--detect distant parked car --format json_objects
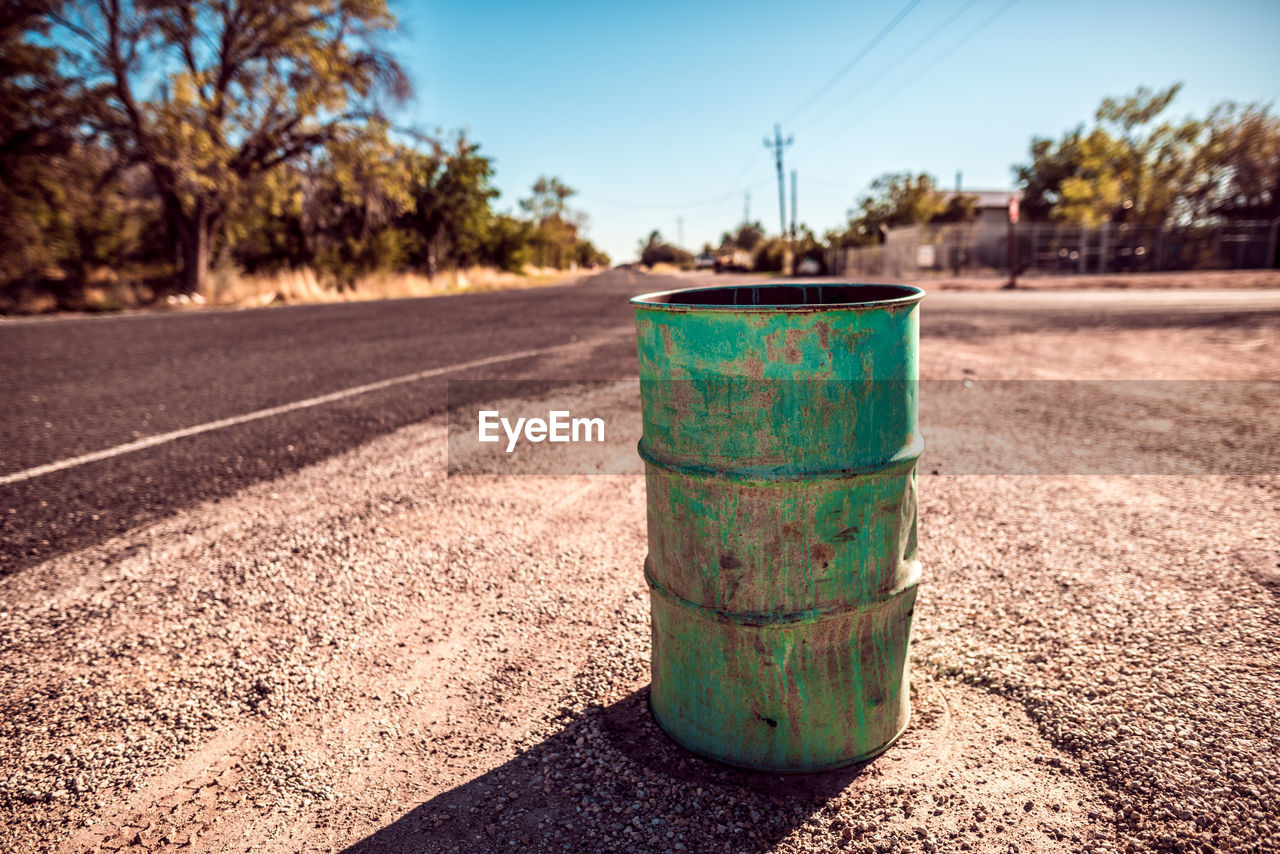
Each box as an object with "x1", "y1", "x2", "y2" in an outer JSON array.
[
  {"x1": 796, "y1": 256, "x2": 821, "y2": 275},
  {"x1": 694, "y1": 253, "x2": 715, "y2": 270}
]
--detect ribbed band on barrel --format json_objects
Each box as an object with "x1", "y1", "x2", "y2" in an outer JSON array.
[
  {"x1": 644, "y1": 557, "x2": 922, "y2": 628},
  {"x1": 635, "y1": 433, "x2": 925, "y2": 482}
]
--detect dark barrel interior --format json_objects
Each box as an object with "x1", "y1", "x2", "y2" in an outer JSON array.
[{"x1": 633, "y1": 284, "x2": 923, "y2": 308}]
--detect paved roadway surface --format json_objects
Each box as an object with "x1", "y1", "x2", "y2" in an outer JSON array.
[{"x1": 3, "y1": 269, "x2": 1279, "y2": 574}]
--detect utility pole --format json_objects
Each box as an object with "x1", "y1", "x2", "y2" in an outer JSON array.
[
  {"x1": 677, "y1": 216, "x2": 684, "y2": 249},
  {"x1": 763, "y1": 123, "x2": 793, "y2": 238},
  {"x1": 743, "y1": 190, "x2": 750, "y2": 227},
  {"x1": 790, "y1": 169, "x2": 798, "y2": 275},
  {"x1": 790, "y1": 169, "x2": 797, "y2": 242}
]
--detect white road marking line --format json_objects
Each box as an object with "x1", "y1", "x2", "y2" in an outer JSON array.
[{"x1": 2, "y1": 331, "x2": 628, "y2": 486}]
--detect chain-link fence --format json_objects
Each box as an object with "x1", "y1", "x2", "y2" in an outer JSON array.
[{"x1": 827, "y1": 219, "x2": 1280, "y2": 278}]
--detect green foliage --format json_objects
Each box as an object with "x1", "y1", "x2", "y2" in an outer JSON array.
[
  {"x1": 1188, "y1": 101, "x2": 1280, "y2": 221},
  {"x1": 308, "y1": 125, "x2": 418, "y2": 286},
  {"x1": 222, "y1": 139, "x2": 607, "y2": 283},
  {"x1": 515, "y1": 176, "x2": 605, "y2": 270},
  {"x1": 401, "y1": 133, "x2": 499, "y2": 274},
  {"x1": 46, "y1": 0, "x2": 410, "y2": 292},
  {"x1": 862, "y1": 173, "x2": 946, "y2": 230},
  {"x1": 793, "y1": 225, "x2": 823, "y2": 263},
  {"x1": 2, "y1": 0, "x2": 607, "y2": 304},
  {"x1": 226, "y1": 164, "x2": 309, "y2": 274},
  {"x1": 751, "y1": 226, "x2": 822, "y2": 272},
  {"x1": 520, "y1": 177, "x2": 577, "y2": 223},
  {"x1": 484, "y1": 213, "x2": 537, "y2": 273},
  {"x1": 752, "y1": 237, "x2": 789, "y2": 272},
  {"x1": 1054, "y1": 127, "x2": 1128, "y2": 227},
  {"x1": 0, "y1": 0, "x2": 79, "y2": 290},
  {"x1": 572, "y1": 239, "x2": 611, "y2": 269},
  {"x1": 733, "y1": 222, "x2": 765, "y2": 252},
  {"x1": 931, "y1": 193, "x2": 978, "y2": 225},
  {"x1": 638, "y1": 230, "x2": 694, "y2": 269},
  {"x1": 1, "y1": 0, "x2": 165, "y2": 309},
  {"x1": 1013, "y1": 128, "x2": 1084, "y2": 221},
  {"x1": 0, "y1": 1, "x2": 604, "y2": 307},
  {"x1": 825, "y1": 173, "x2": 965, "y2": 248},
  {"x1": 1013, "y1": 83, "x2": 1278, "y2": 227}
]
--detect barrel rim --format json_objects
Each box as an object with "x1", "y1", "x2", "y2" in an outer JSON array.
[{"x1": 630, "y1": 283, "x2": 925, "y2": 312}]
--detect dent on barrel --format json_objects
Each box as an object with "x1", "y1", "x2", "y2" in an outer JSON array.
[
  {"x1": 635, "y1": 284, "x2": 923, "y2": 772},
  {"x1": 645, "y1": 470, "x2": 918, "y2": 615}
]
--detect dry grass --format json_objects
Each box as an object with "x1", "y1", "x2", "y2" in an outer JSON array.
[
  {"x1": 2, "y1": 265, "x2": 585, "y2": 315},
  {"x1": 203, "y1": 265, "x2": 586, "y2": 309}
]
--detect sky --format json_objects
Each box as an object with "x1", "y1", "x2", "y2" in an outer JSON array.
[{"x1": 390, "y1": 0, "x2": 1280, "y2": 264}]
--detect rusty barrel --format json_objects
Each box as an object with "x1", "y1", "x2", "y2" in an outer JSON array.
[{"x1": 631, "y1": 283, "x2": 924, "y2": 772}]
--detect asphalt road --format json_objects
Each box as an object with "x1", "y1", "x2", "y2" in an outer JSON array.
[{"x1": 3, "y1": 269, "x2": 1279, "y2": 574}]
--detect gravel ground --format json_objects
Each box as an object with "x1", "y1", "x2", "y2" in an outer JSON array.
[{"x1": 1, "y1": 313, "x2": 1277, "y2": 853}]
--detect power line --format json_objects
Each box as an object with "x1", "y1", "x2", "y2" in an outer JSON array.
[
  {"x1": 853, "y1": 0, "x2": 1023, "y2": 132},
  {"x1": 584, "y1": 196, "x2": 749, "y2": 223},
  {"x1": 795, "y1": 0, "x2": 985, "y2": 136},
  {"x1": 783, "y1": 0, "x2": 927, "y2": 124},
  {"x1": 577, "y1": 145, "x2": 769, "y2": 213},
  {"x1": 798, "y1": 176, "x2": 860, "y2": 192},
  {"x1": 721, "y1": 150, "x2": 764, "y2": 197},
  {"x1": 579, "y1": 177, "x2": 772, "y2": 212},
  {"x1": 802, "y1": 0, "x2": 1022, "y2": 163}
]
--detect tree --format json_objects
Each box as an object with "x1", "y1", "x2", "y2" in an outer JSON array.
[
  {"x1": 407, "y1": 133, "x2": 499, "y2": 274},
  {"x1": 60, "y1": 143, "x2": 161, "y2": 294},
  {"x1": 756, "y1": 225, "x2": 823, "y2": 272},
  {"x1": 1054, "y1": 127, "x2": 1128, "y2": 227},
  {"x1": 733, "y1": 222, "x2": 765, "y2": 252},
  {"x1": 861, "y1": 172, "x2": 946, "y2": 230},
  {"x1": 931, "y1": 192, "x2": 978, "y2": 224},
  {"x1": 638, "y1": 230, "x2": 693, "y2": 269},
  {"x1": 826, "y1": 172, "x2": 946, "y2": 247},
  {"x1": 1094, "y1": 83, "x2": 1201, "y2": 224},
  {"x1": 1016, "y1": 84, "x2": 1203, "y2": 226},
  {"x1": 226, "y1": 158, "x2": 310, "y2": 274},
  {"x1": 47, "y1": 0, "x2": 409, "y2": 294},
  {"x1": 486, "y1": 214, "x2": 533, "y2": 273},
  {"x1": 0, "y1": 0, "x2": 80, "y2": 288},
  {"x1": 1013, "y1": 128, "x2": 1084, "y2": 221},
  {"x1": 1187, "y1": 101, "x2": 1280, "y2": 222},
  {"x1": 519, "y1": 176, "x2": 577, "y2": 223},
  {"x1": 519, "y1": 176, "x2": 597, "y2": 270},
  {"x1": 305, "y1": 122, "x2": 416, "y2": 287}
]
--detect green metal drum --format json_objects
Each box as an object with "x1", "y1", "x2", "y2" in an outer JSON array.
[{"x1": 631, "y1": 283, "x2": 924, "y2": 772}]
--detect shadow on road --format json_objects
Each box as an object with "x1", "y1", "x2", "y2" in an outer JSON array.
[{"x1": 339, "y1": 686, "x2": 880, "y2": 854}]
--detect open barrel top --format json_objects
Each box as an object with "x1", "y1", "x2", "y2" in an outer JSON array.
[{"x1": 631, "y1": 283, "x2": 925, "y2": 311}]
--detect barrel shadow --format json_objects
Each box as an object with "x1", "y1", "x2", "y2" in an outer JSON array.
[{"x1": 339, "y1": 686, "x2": 879, "y2": 854}]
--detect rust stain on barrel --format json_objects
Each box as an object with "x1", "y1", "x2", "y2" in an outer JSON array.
[{"x1": 632, "y1": 283, "x2": 925, "y2": 773}]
